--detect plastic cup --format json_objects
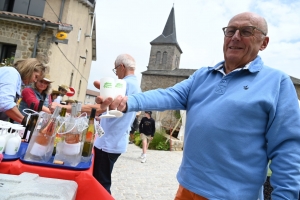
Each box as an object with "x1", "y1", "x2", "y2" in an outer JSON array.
[
  {"x1": 114, "y1": 79, "x2": 126, "y2": 98},
  {"x1": 100, "y1": 77, "x2": 115, "y2": 100}
]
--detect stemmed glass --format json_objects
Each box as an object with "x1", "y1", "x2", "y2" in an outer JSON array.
[
  {"x1": 100, "y1": 77, "x2": 117, "y2": 119},
  {"x1": 109, "y1": 79, "x2": 126, "y2": 118}
]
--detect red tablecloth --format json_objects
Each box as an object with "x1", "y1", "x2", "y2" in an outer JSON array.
[{"x1": 0, "y1": 158, "x2": 114, "y2": 200}]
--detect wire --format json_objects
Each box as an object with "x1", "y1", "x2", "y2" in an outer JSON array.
[
  {"x1": 56, "y1": 44, "x2": 88, "y2": 83},
  {"x1": 45, "y1": 0, "x2": 63, "y2": 25}
]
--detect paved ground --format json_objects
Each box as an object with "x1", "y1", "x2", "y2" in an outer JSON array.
[{"x1": 111, "y1": 143, "x2": 183, "y2": 200}]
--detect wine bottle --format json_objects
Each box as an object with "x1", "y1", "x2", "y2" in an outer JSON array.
[
  {"x1": 29, "y1": 106, "x2": 61, "y2": 156},
  {"x1": 52, "y1": 107, "x2": 67, "y2": 155},
  {"x1": 64, "y1": 104, "x2": 80, "y2": 144},
  {"x1": 27, "y1": 100, "x2": 44, "y2": 143},
  {"x1": 22, "y1": 102, "x2": 35, "y2": 142},
  {"x1": 76, "y1": 102, "x2": 82, "y2": 117},
  {"x1": 82, "y1": 108, "x2": 96, "y2": 160}
]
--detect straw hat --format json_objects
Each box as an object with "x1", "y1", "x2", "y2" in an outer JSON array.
[
  {"x1": 51, "y1": 89, "x2": 60, "y2": 95},
  {"x1": 65, "y1": 99, "x2": 75, "y2": 103},
  {"x1": 58, "y1": 84, "x2": 69, "y2": 91},
  {"x1": 43, "y1": 74, "x2": 54, "y2": 83}
]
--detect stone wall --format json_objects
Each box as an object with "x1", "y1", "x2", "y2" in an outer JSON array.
[
  {"x1": 0, "y1": 20, "x2": 54, "y2": 61},
  {"x1": 148, "y1": 45, "x2": 181, "y2": 70},
  {"x1": 140, "y1": 74, "x2": 186, "y2": 138},
  {"x1": 141, "y1": 74, "x2": 187, "y2": 92}
]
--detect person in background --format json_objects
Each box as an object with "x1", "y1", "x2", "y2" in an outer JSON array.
[
  {"x1": 50, "y1": 90, "x2": 60, "y2": 102},
  {"x1": 18, "y1": 74, "x2": 53, "y2": 115},
  {"x1": 128, "y1": 112, "x2": 140, "y2": 144},
  {"x1": 65, "y1": 99, "x2": 75, "y2": 105},
  {"x1": 53, "y1": 84, "x2": 68, "y2": 103},
  {"x1": 92, "y1": 54, "x2": 141, "y2": 194},
  {"x1": 138, "y1": 111, "x2": 155, "y2": 163},
  {"x1": 95, "y1": 12, "x2": 300, "y2": 199},
  {"x1": 0, "y1": 58, "x2": 46, "y2": 123}
]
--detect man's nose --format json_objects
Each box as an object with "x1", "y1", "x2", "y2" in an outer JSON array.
[{"x1": 231, "y1": 29, "x2": 241, "y2": 40}]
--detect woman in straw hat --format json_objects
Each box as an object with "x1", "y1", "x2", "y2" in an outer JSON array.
[
  {"x1": 0, "y1": 58, "x2": 47, "y2": 123},
  {"x1": 18, "y1": 74, "x2": 53, "y2": 115}
]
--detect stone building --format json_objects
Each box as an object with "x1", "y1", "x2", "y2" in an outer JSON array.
[
  {"x1": 85, "y1": 89, "x2": 98, "y2": 105},
  {"x1": 141, "y1": 7, "x2": 300, "y2": 137},
  {"x1": 0, "y1": 0, "x2": 96, "y2": 102}
]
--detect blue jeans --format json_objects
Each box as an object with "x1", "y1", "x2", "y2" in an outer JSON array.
[{"x1": 93, "y1": 147, "x2": 121, "y2": 194}]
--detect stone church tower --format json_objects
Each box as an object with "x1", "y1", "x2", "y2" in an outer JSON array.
[
  {"x1": 148, "y1": 7, "x2": 182, "y2": 71},
  {"x1": 141, "y1": 7, "x2": 196, "y2": 92}
]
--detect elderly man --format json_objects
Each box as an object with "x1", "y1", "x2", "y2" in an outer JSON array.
[
  {"x1": 95, "y1": 12, "x2": 300, "y2": 199},
  {"x1": 93, "y1": 54, "x2": 141, "y2": 194}
]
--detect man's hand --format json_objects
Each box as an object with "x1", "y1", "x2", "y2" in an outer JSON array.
[
  {"x1": 93, "y1": 80, "x2": 128, "y2": 112},
  {"x1": 49, "y1": 102, "x2": 61, "y2": 113}
]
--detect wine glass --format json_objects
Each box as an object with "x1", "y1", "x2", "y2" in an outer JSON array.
[
  {"x1": 100, "y1": 77, "x2": 116, "y2": 119},
  {"x1": 109, "y1": 79, "x2": 126, "y2": 118}
]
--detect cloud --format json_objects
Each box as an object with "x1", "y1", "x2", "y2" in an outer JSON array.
[{"x1": 88, "y1": 0, "x2": 300, "y2": 90}]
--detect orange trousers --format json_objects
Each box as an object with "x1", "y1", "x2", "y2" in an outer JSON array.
[{"x1": 175, "y1": 185, "x2": 208, "y2": 200}]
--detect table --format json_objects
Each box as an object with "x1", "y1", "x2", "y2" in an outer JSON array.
[{"x1": 0, "y1": 158, "x2": 114, "y2": 200}]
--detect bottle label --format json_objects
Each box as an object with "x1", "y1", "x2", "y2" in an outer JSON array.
[{"x1": 25, "y1": 130, "x2": 31, "y2": 142}]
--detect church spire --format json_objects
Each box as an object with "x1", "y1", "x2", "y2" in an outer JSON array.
[{"x1": 150, "y1": 7, "x2": 182, "y2": 53}]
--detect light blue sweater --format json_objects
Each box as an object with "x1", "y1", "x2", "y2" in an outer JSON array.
[
  {"x1": 94, "y1": 75, "x2": 141, "y2": 154},
  {"x1": 127, "y1": 56, "x2": 300, "y2": 199}
]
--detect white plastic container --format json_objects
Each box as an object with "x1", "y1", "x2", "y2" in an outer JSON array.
[{"x1": 5, "y1": 126, "x2": 24, "y2": 155}]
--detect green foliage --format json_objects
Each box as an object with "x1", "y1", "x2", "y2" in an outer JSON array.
[
  {"x1": 0, "y1": 57, "x2": 14, "y2": 67},
  {"x1": 132, "y1": 130, "x2": 170, "y2": 151},
  {"x1": 174, "y1": 110, "x2": 181, "y2": 120},
  {"x1": 156, "y1": 141, "x2": 170, "y2": 151}
]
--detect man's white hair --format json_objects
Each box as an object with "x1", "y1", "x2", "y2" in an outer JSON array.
[{"x1": 115, "y1": 54, "x2": 136, "y2": 70}]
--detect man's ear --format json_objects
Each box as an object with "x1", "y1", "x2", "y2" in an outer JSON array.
[{"x1": 260, "y1": 36, "x2": 269, "y2": 51}]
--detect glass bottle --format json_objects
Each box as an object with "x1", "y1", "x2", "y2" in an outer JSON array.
[
  {"x1": 64, "y1": 104, "x2": 80, "y2": 144},
  {"x1": 52, "y1": 107, "x2": 67, "y2": 155},
  {"x1": 27, "y1": 100, "x2": 44, "y2": 143},
  {"x1": 81, "y1": 108, "x2": 96, "y2": 161},
  {"x1": 29, "y1": 106, "x2": 61, "y2": 157},
  {"x1": 22, "y1": 102, "x2": 35, "y2": 142},
  {"x1": 76, "y1": 102, "x2": 82, "y2": 117}
]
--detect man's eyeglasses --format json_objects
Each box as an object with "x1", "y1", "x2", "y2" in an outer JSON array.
[
  {"x1": 222, "y1": 26, "x2": 266, "y2": 37},
  {"x1": 112, "y1": 65, "x2": 121, "y2": 74}
]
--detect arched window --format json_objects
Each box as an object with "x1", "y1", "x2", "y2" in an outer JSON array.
[
  {"x1": 155, "y1": 51, "x2": 161, "y2": 65},
  {"x1": 162, "y1": 51, "x2": 167, "y2": 64}
]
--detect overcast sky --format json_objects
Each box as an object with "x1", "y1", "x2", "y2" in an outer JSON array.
[{"x1": 87, "y1": 0, "x2": 300, "y2": 91}]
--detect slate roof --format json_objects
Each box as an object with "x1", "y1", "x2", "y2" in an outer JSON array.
[
  {"x1": 290, "y1": 76, "x2": 300, "y2": 85},
  {"x1": 86, "y1": 89, "x2": 99, "y2": 97},
  {"x1": 150, "y1": 7, "x2": 182, "y2": 53},
  {"x1": 0, "y1": 11, "x2": 72, "y2": 29}
]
